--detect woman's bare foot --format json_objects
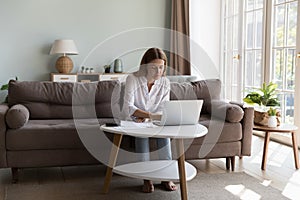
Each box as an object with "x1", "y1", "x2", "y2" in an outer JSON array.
[
  {"x1": 142, "y1": 180, "x2": 154, "y2": 193},
  {"x1": 161, "y1": 181, "x2": 177, "y2": 191}
]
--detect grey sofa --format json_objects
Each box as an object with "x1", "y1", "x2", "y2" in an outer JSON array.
[{"x1": 0, "y1": 79, "x2": 254, "y2": 182}]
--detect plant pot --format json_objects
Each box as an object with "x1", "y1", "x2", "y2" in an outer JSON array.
[
  {"x1": 254, "y1": 110, "x2": 281, "y2": 126},
  {"x1": 254, "y1": 110, "x2": 269, "y2": 126},
  {"x1": 268, "y1": 116, "x2": 277, "y2": 128}
]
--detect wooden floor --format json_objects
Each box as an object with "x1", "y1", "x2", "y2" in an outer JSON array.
[
  {"x1": 189, "y1": 135, "x2": 300, "y2": 199},
  {"x1": 0, "y1": 135, "x2": 299, "y2": 199}
]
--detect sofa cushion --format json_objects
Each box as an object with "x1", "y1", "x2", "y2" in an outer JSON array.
[
  {"x1": 185, "y1": 141, "x2": 241, "y2": 159},
  {"x1": 6, "y1": 118, "x2": 114, "y2": 151},
  {"x1": 192, "y1": 79, "x2": 221, "y2": 113},
  {"x1": 170, "y1": 79, "x2": 221, "y2": 114},
  {"x1": 6, "y1": 104, "x2": 30, "y2": 129},
  {"x1": 170, "y1": 82, "x2": 197, "y2": 100},
  {"x1": 191, "y1": 116, "x2": 243, "y2": 144},
  {"x1": 167, "y1": 75, "x2": 197, "y2": 83},
  {"x1": 8, "y1": 80, "x2": 121, "y2": 119}
]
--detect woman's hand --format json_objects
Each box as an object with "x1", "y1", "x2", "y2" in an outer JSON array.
[
  {"x1": 149, "y1": 113, "x2": 162, "y2": 121},
  {"x1": 131, "y1": 110, "x2": 161, "y2": 122},
  {"x1": 133, "y1": 117, "x2": 146, "y2": 123}
]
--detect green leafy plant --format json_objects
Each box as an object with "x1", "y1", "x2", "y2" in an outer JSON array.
[
  {"x1": 267, "y1": 107, "x2": 277, "y2": 116},
  {"x1": 0, "y1": 77, "x2": 18, "y2": 103},
  {"x1": 243, "y1": 82, "x2": 280, "y2": 107}
]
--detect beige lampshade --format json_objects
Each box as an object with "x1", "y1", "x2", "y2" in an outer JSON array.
[{"x1": 50, "y1": 40, "x2": 79, "y2": 73}]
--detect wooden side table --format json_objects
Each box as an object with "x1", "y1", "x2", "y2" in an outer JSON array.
[{"x1": 253, "y1": 124, "x2": 299, "y2": 170}]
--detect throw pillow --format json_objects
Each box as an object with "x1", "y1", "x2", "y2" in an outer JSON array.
[
  {"x1": 211, "y1": 101, "x2": 244, "y2": 123},
  {"x1": 6, "y1": 104, "x2": 30, "y2": 129}
]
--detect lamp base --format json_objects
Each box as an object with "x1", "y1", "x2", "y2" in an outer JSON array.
[{"x1": 55, "y1": 56, "x2": 73, "y2": 73}]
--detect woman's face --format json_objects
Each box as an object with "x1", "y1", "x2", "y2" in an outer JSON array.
[{"x1": 146, "y1": 59, "x2": 165, "y2": 80}]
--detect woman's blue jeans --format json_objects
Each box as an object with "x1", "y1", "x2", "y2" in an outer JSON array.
[{"x1": 135, "y1": 137, "x2": 172, "y2": 161}]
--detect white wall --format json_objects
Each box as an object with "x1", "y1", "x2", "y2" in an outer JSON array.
[
  {"x1": 0, "y1": 0, "x2": 171, "y2": 101},
  {"x1": 190, "y1": 0, "x2": 221, "y2": 80}
]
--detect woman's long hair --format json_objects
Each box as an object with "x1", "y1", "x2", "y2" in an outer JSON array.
[{"x1": 134, "y1": 48, "x2": 167, "y2": 77}]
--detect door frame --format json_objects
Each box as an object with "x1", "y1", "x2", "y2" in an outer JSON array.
[{"x1": 294, "y1": 0, "x2": 300, "y2": 147}]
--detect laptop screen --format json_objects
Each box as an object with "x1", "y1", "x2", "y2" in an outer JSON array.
[{"x1": 157, "y1": 100, "x2": 203, "y2": 126}]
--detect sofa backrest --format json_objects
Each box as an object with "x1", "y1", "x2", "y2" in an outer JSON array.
[
  {"x1": 8, "y1": 79, "x2": 221, "y2": 119},
  {"x1": 8, "y1": 80, "x2": 120, "y2": 119},
  {"x1": 170, "y1": 79, "x2": 221, "y2": 114}
]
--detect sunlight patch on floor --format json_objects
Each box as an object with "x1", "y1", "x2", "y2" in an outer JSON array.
[
  {"x1": 250, "y1": 155, "x2": 262, "y2": 164},
  {"x1": 268, "y1": 142, "x2": 280, "y2": 150},
  {"x1": 261, "y1": 179, "x2": 272, "y2": 187},
  {"x1": 225, "y1": 184, "x2": 261, "y2": 200},
  {"x1": 276, "y1": 145, "x2": 292, "y2": 155},
  {"x1": 268, "y1": 160, "x2": 283, "y2": 168},
  {"x1": 272, "y1": 151, "x2": 289, "y2": 163},
  {"x1": 282, "y1": 171, "x2": 300, "y2": 200},
  {"x1": 282, "y1": 182, "x2": 300, "y2": 200}
]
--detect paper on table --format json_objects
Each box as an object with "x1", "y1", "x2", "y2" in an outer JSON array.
[{"x1": 120, "y1": 120, "x2": 157, "y2": 128}]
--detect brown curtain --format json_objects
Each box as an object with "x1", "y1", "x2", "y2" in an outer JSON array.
[{"x1": 169, "y1": 0, "x2": 191, "y2": 75}]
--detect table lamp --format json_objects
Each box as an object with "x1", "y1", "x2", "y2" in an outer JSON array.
[{"x1": 50, "y1": 39, "x2": 78, "y2": 73}]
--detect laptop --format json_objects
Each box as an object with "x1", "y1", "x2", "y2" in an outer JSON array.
[{"x1": 153, "y1": 100, "x2": 203, "y2": 126}]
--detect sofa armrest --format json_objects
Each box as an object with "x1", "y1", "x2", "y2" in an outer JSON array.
[
  {"x1": 209, "y1": 101, "x2": 254, "y2": 156},
  {"x1": 208, "y1": 100, "x2": 244, "y2": 123},
  {"x1": 230, "y1": 102, "x2": 254, "y2": 156},
  {"x1": 240, "y1": 106, "x2": 254, "y2": 156},
  {"x1": 0, "y1": 103, "x2": 9, "y2": 167}
]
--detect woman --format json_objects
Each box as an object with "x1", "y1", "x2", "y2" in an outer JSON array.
[{"x1": 123, "y1": 48, "x2": 177, "y2": 193}]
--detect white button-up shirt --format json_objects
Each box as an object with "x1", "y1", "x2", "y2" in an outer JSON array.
[{"x1": 122, "y1": 74, "x2": 170, "y2": 119}]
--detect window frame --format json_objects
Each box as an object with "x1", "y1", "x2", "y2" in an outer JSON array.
[{"x1": 221, "y1": 0, "x2": 300, "y2": 147}]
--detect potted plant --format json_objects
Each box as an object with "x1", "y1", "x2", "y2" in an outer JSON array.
[
  {"x1": 267, "y1": 107, "x2": 278, "y2": 127},
  {"x1": 243, "y1": 82, "x2": 280, "y2": 108},
  {"x1": 267, "y1": 107, "x2": 277, "y2": 116},
  {"x1": 243, "y1": 82, "x2": 280, "y2": 126}
]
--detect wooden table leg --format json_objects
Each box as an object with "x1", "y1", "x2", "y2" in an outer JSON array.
[
  {"x1": 176, "y1": 138, "x2": 188, "y2": 200},
  {"x1": 102, "y1": 134, "x2": 123, "y2": 194},
  {"x1": 291, "y1": 131, "x2": 299, "y2": 169},
  {"x1": 261, "y1": 131, "x2": 270, "y2": 170}
]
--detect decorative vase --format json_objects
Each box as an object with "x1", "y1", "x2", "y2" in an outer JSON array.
[
  {"x1": 268, "y1": 116, "x2": 277, "y2": 128},
  {"x1": 113, "y1": 59, "x2": 123, "y2": 73},
  {"x1": 104, "y1": 65, "x2": 111, "y2": 73},
  {"x1": 81, "y1": 66, "x2": 85, "y2": 73}
]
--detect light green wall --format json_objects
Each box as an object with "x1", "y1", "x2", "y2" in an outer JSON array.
[{"x1": 0, "y1": 0, "x2": 171, "y2": 101}]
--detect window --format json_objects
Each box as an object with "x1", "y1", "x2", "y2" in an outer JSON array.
[
  {"x1": 271, "y1": 0, "x2": 298, "y2": 123},
  {"x1": 244, "y1": 0, "x2": 264, "y2": 90},
  {"x1": 222, "y1": 0, "x2": 298, "y2": 124},
  {"x1": 222, "y1": 0, "x2": 300, "y2": 146}
]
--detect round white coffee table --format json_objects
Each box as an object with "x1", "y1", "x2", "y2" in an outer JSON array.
[{"x1": 100, "y1": 123, "x2": 208, "y2": 200}]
